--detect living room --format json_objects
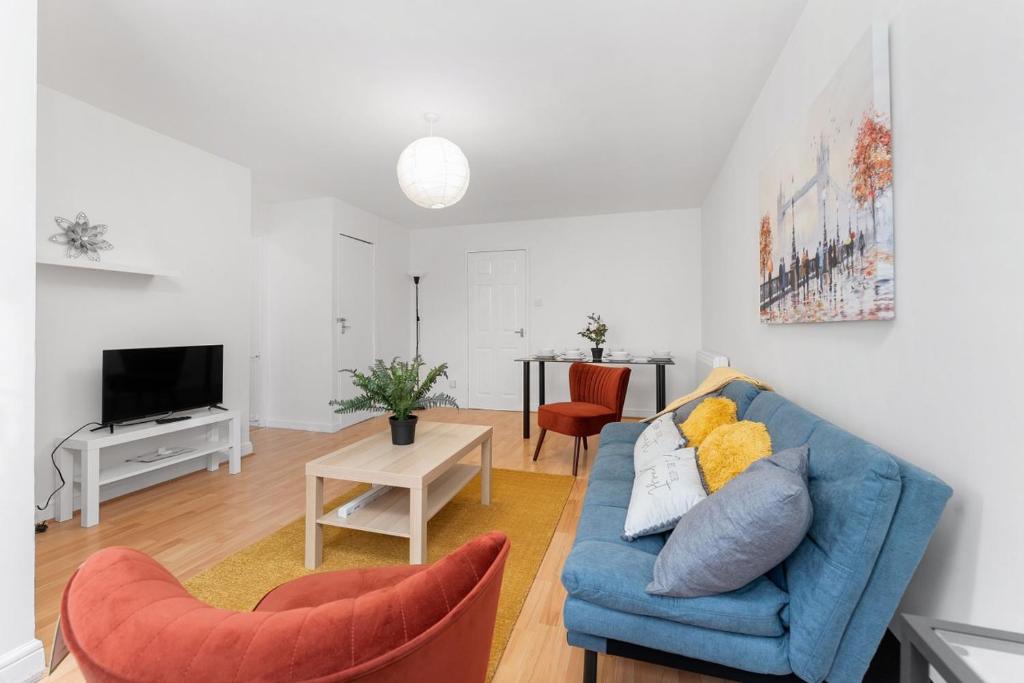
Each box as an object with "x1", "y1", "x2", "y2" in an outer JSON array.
[{"x1": 2, "y1": 1, "x2": 1022, "y2": 682}]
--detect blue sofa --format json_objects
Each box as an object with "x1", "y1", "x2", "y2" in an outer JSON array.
[{"x1": 561, "y1": 381, "x2": 951, "y2": 683}]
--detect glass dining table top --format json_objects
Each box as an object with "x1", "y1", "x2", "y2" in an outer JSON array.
[{"x1": 515, "y1": 356, "x2": 675, "y2": 365}]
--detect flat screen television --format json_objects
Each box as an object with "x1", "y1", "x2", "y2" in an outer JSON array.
[{"x1": 102, "y1": 345, "x2": 224, "y2": 424}]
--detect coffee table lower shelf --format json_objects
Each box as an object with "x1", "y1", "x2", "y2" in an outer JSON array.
[
  {"x1": 305, "y1": 422, "x2": 493, "y2": 567},
  {"x1": 317, "y1": 463, "x2": 481, "y2": 538}
]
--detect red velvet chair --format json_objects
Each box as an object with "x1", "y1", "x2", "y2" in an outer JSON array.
[
  {"x1": 55, "y1": 532, "x2": 510, "y2": 682},
  {"x1": 533, "y1": 362, "x2": 631, "y2": 476}
]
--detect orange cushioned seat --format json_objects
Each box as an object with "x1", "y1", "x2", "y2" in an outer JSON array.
[
  {"x1": 538, "y1": 401, "x2": 617, "y2": 437},
  {"x1": 534, "y1": 362, "x2": 630, "y2": 476},
  {"x1": 57, "y1": 531, "x2": 510, "y2": 683}
]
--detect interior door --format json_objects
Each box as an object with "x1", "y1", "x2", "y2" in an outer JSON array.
[
  {"x1": 334, "y1": 234, "x2": 375, "y2": 429},
  {"x1": 468, "y1": 250, "x2": 528, "y2": 410}
]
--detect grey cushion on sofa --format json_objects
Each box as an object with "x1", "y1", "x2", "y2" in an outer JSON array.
[{"x1": 647, "y1": 445, "x2": 813, "y2": 598}]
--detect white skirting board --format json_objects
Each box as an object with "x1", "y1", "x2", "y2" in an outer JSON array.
[
  {"x1": 0, "y1": 639, "x2": 45, "y2": 683},
  {"x1": 261, "y1": 418, "x2": 340, "y2": 433}
]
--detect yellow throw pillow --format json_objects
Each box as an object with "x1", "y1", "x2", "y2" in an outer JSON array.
[
  {"x1": 697, "y1": 421, "x2": 772, "y2": 493},
  {"x1": 678, "y1": 397, "x2": 737, "y2": 448}
]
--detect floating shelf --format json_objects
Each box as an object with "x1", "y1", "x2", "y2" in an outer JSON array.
[{"x1": 36, "y1": 254, "x2": 179, "y2": 277}]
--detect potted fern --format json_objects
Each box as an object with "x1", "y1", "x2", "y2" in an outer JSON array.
[{"x1": 330, "y1": 357, "x2": 458, "y2": 445}]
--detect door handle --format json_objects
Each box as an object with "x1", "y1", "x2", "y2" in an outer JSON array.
[
  {"x1": 336, "y1": 317, "x2": 351, "y2": 334},
  {"x1": 514, "y1": 328, "x2": 525, "y2": 337}
]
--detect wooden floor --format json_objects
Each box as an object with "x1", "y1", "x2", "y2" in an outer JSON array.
[{"x1": 38, "y1": 408, "x2": 716, "y2": 682}]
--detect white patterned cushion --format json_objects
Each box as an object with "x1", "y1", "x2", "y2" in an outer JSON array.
[
  {"x1": 623, "y1": 448, "x2": 706, "y2": 541},
  {"x1": 633, "y1": 414, "x2": 684, "y2": 471}
]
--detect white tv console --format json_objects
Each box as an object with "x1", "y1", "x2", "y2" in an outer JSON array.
[{"x1": 54, "y1": 408, "x2": 242, "y2": 527}]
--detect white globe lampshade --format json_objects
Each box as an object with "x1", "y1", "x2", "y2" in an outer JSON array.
[{"x1": 396, "y1": 136, "x2": 470, "y2": 209}]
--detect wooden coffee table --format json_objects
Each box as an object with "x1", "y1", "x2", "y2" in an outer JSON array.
[{"x1": 305, "y1": 422, "x2": 492, "y2": 567}]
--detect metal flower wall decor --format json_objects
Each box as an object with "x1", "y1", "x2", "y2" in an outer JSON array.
[{"x1": 50, "y1": 212, "x2": 114, "y2": 261}]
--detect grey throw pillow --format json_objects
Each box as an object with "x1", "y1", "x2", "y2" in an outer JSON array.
[{"x1": 646, "y1": 445, "x2": 813, "y2": 598}]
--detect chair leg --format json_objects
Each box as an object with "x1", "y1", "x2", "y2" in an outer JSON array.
[
  {"x1": 583, "y1": 649, "x2": 597, "y2": 683},
  {"x1": 50, "y1": 617, "x2": 70, "y2": 674},
  {"x1": 532, "y1": 429, "x2": 547, "y2": 462},
  {"x1": 572, "y1": 437, "x2": 581, "y2": 477},
  {"x1": 583, "y1": 436, "x2": 588, "y2": 451}
]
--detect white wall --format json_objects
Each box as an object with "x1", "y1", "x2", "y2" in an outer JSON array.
[
  {"x1": 374, "y1": 219, "x2": 416, "y2": 361},
  {"x1": 260, "y1": 198, "x2": 335, "y2": 431},
  {"x1": 0, "y1": 1, "x2": 45, "y2": 679},
  {"x1": 35, "y1": 87, "x2": 253, "y2": 517},
  {"x1": 410, "y1": 210, "x2": 702, "y2": 416},
  {"x1": 701, "y1": 0, "x2": 1024, "y2": 630},
  {"x1": 259, "y1": 198, "x2": 410, "y2": 431}
]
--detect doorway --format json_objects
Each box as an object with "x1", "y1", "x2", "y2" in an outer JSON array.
[
  {"x1": 467, "y1": 249, "x2": 528, "y2": 410},
  {"x1": 334, "y1": 233, "x2": 376, "y2": 429}
]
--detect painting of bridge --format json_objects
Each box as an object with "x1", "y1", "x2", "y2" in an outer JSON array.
[{"x1": 759, "y1": 25, "x2": 894, "y2": 324}]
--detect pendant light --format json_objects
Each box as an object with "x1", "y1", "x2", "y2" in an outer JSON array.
[{"x1": 396, "y1": 113, "x2": 470, "y2": 209}]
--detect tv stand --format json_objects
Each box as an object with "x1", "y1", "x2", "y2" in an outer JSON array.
[
  {"x1": 209, "y1": 404, "x2": 229, "y2": 412},
  {"x1": 54, "y1": 408, "x2": 242, "y2": 527}
]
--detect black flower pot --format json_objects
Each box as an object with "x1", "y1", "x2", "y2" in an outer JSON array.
[
  {"x1": 390, "y1": 414, "x2": 418, "y2": 445},
  {"x1": 591, "y1": 347, "x2": 604, "y2": 362}
]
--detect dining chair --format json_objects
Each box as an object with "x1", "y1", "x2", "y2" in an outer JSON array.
[{"x1": 533, "y1": 362, "x2": 631, "y2": 475}]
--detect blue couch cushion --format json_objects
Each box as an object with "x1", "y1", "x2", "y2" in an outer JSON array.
[
  {"x1": 671, "y1": 380, "x2": 762, "y2": 425},
  {"x1": 746, "y1": 392, "x2": 821, "y2": 451},
  {"x1": 587, "y1": 452, "x2": 634, "y2": 484},
  {"x1": 563, "y1": 541, "x2": 789, "y2": 637},
  {"x1": 587, "y1": 438, "x2": 634, "y2": 484},
  {"x1": 826, "y1": 456, "x2": 952, "y2": 682},
  {"x1": 743, "y1": 391, "x2": 903, "y2": 683},
  {"x1": 582, "y1": 478, "x2": 632, "y2": 509},
  {"x1": 598, "y1": 421, "x2": 646, "y2": 446},
  {"x1": 564, "y1": 598, "x2": 792, "y2": 675},
  {"x1": 575, "y1": 502, "x2": 665, "y2": 555},
  {"x1": 720, "y1": 380, "x2": 762, "y2": 419}
]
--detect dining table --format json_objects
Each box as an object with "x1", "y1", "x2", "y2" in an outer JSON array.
[{"x1": 514, "y1": 356, "x2": 675, "y2": 438}]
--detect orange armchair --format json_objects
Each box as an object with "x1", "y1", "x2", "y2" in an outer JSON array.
[
  {"x1": 533, "y1": 362, "x2": 631, "y2": 475},
  {"x1": 55, "y1": 532, "x2": 510, "y2": 682}
]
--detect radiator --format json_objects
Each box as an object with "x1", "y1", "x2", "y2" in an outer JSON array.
[{"x1": 695, "y1": 350, "x2": 729, "y2": 385}]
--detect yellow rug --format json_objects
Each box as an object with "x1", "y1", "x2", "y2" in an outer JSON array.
[{"x1": 185, "y1": 468, "x2": 574, "y2": 680}]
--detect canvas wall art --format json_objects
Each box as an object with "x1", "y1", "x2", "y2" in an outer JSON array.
[{"x1": 759, "y1": 25, "x2": 893, "y2": 324}]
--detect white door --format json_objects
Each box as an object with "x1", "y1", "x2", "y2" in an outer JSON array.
[
  {"x1": 468, "y1": 250, "x2": 528, "y2": 410},
  {"x1": 334, "y1": 234, "x2": 375, "y2": 429}
]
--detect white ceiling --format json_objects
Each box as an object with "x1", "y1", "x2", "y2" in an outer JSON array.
[{"x1": 38, "y1": 0, "x2": 807, "y2": 229}]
